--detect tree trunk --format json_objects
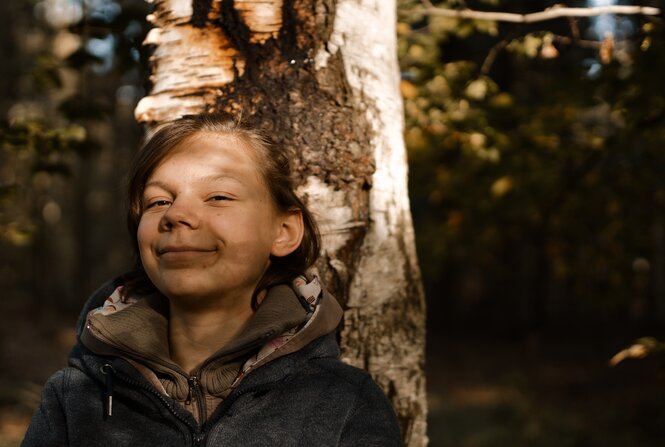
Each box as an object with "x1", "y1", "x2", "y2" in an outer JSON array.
[{"x1": 135, "y1": 0, "x2": 427, "y2": 444}]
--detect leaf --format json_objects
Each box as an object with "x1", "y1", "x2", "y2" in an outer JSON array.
[
  {"x1": 465, "y1": 79, "x2": 488, "y2": 101},
  {"x1": 491, "y1": 176, "x2": 514, "y2": 198},
  {"x1": 401, "y1": 80, "x2": 419, "y2": 99},
  {"x1": 32, "y1": 54, "x2": 63, "y2": 91},
  {"x1": 0, "y1": 222, "x2": 36, "y2": 247},
  {"x1": 507, "y1": 34, "x2": 543, "y2": 59},
  {"x1": 609, "y1": 337, "x2": 665, "y2": 366}
]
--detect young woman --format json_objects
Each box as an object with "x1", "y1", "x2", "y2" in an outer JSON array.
[{"x1": 22, "y1": 113, "x2": 402, "y2": 446}]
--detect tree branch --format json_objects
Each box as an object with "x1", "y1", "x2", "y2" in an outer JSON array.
[
  {"x1": 480, "y1": 38, "x2": 509, "y2": 75},
  {"x1": 420, "y1": 5, "x2": 661, "y2": 24}
]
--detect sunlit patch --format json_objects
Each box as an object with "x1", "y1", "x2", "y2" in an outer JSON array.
[
  {"x1": 42, "y1": 200, "x2": 62, "y2": 225},
  {"x1": 34, "y1": 0, "x2": 83, "y2": 28}
]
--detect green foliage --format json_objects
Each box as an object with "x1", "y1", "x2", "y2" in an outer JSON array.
[
  {"x1": 32, "y1": 53, "x2": 64, "y2": 91},
  {"x1": 398, "y1": 0, "x2": 665, "y2": 325},
  {"x1": 2, "y1": 120, "x2": 87, "y2": 157},
  {"x1": 0, "y1": 119, "x2": 87, "y2": 245},
  {"x1": 1, "y1": 0, "x2": 149, "y2": 248}
]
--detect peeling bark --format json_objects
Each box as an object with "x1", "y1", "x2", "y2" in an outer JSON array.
[{"x1": 136, "y1": 0, "x2": 427, "y2": 445}]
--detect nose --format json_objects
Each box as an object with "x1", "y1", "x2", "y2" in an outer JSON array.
[{"x1": 159, "y1": 198, "x2": 200, "y2": 231}]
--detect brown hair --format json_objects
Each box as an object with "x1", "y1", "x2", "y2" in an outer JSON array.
[{"x1": 123, "y1": 113, "x2": 320, "y2": 308}]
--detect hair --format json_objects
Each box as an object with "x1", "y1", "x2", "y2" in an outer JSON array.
[{"x1": 123, "y1": 113, "x2": 320, "y2": 309}]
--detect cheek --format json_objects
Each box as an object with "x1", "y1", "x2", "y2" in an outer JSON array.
[
  {"x1": 136, "y1": 217, "x2": 153, "y2": 253},
  {"x1": 136, "y1": 218, "x2": 158, "y2": 279}
]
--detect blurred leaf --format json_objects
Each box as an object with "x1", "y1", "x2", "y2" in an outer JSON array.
[
  {"x1": 490, "y1": 176, "x2": 514, "y2": 198},
  {"x1": 0, "y1": 222, "x2": 36, "y2": 247},
  {"x1": 32, "y1": 54, "x2": 62, "y2": 91},
  {"x1": 399, "y1": 0, "x2": 665, "y2": 327},
  {"x1": 507, "y1": 34, "x2": 544, "y2": 59},
  {"x1": 610, "y1": 337, "x2": 665, "y2": 366}
]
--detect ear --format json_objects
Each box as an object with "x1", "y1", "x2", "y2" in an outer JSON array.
[{"x1": 271, "y1": 209, "x2": 304, "y2": 257}]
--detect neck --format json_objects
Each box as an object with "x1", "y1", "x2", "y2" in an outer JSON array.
[{"x1": 168, "y1": 297, "x2": 255, "y2": 374}]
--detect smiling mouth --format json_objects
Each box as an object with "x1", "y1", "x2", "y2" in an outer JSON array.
[
  {"x1": 157, "y1": 246, "x2": 216, "y2": 262},
  {"x1": 158, "y1": 246, "x2": 214, "y2": 254}
]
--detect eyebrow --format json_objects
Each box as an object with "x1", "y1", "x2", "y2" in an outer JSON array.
[{"x1": 143, "y1": 174, "x2": 245, "y2": 192}]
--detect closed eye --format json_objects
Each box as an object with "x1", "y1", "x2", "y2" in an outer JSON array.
[
  {"x1": 145, "y1": 199, "x2": 171, "y2": 209},
  {"x1": 208, "y1": 195, "x2": 231, "y2": 202}
]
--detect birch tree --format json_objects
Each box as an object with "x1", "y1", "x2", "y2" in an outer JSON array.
[{"x1": 134, "y1": 0, "x2": 427, "y2": 445}]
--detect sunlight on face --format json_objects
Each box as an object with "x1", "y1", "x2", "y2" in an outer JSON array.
[{"x1": 137, "y1": 132, "x2": 283, "y2": 309}]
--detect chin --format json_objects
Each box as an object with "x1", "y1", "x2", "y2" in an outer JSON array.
[
  {"x1": 147, "y1": 272, "x2": 203, "y2": 300},
  {"x1": 146, "y1": 269, "x2": 259, "y2": 308},
  {"x1": 156, "y1": 279, "x2": 207, "y2": 301}
]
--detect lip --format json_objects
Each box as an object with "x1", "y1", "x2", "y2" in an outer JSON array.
[
  {"x1": 157, "y1": 245, "x2": 216, "y2": 261},
  {"x1": 158, "y1": 245, "x2": 214, "y2": 254}
]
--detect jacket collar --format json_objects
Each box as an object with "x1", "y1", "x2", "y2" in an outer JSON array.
[{"x1": 72, "y1": 273, "x2": 343, "y2": 402}]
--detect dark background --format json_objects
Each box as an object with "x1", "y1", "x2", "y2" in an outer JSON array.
[{"x1": 1, "y1": 0, "x2": 665, "y2": 445}]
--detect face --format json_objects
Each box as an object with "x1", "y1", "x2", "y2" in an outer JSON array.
[{"x1": 137, "y1": 132, "x2": 285, "y2": 309}]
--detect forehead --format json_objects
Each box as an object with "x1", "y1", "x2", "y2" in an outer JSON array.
[
  {"x1": 145, "y1": 131, "x2": 269, "y2": 189},
  {"x1": 155, "y1": 131, "x2": 258, "y2": 170},
  {"x1": 177, "y1": 131, "x2": 258, "y2": 159}
]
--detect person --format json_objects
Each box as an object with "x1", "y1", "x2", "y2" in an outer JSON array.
[{"x1": 22, "y1": 113, "x2": 402, "y2": 446}]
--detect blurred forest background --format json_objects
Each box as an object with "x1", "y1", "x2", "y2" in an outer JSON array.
[{"x1": 1, "y1": 0, "x2": 665, "y2": 446}]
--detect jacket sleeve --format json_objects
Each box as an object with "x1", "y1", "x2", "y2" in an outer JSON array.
[
  {"x1": 22, "y1": 370, "x2": 69, "y2": 447},
  {"x1": 339, "y1": 376, "x2": 403, "y2": 447}
]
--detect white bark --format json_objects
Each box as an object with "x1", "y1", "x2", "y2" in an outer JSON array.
[
  {"x1": 136, "y1": 0, "x2": 285, "y2": 123},
  {"x1": 136, "y1": 1, "x2": 427, "y2": 445},
  {"x1": 235, "y1": 0, "x2": 283, "y2": 43},
  {"x1": 316, "y1": 1, "x2": 427, "y2": 445}
]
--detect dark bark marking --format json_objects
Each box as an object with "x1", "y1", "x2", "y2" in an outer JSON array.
[
  {"x1": 191, "y1": 0, "x2": 213, "y2": 28},
  {"x1": 195, "y1": 0, "x2": 376, "y2": 306}
]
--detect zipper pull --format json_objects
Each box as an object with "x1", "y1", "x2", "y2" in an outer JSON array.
[
  {"x1": 186, "y1": 376, "x2": 198, "y2": 405},
  {"x1": 193, "y1": 432, "x2": 204, "y2": 446},
  {"x1": 100, "y1": 364, "x2": 116, "y2": 418}
]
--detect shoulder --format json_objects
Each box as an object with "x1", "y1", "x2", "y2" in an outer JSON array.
[
  {"x1": 290, "y1": 357, "x2": 403, "y2": 445},
  {"x1": 39, "y1": 366, "x2": 100, "y2": 401},
  {"x1": 306, "y1": 356, "x2": 396, "y2": 409},
  {"x1": 315, "y1": 361, "x2": 403, "y2": 446},
  {"x1": 22, "y1": 367, "x2": 100, "y2": 446},
  {"x1": 218, "y1": 346, "x2": 403, "y2": 446},
  {"x1": 257, "y1": 333, "x2": 370, "y2": 391},
  {"x1": 305, "y1": 355, "x2": 376, "y2": 388},
  {"x1": 258, "y1": 334, "x2": 392, "y2": 406}
]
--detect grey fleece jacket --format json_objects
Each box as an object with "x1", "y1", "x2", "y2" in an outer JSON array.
[{"x1": 22, "y1": 277, "x2": 402, "y2": 446}]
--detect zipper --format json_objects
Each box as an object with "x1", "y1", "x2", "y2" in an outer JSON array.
[
  {"x1": 92, "y1": 329, "x2": 276, "y2": 442},
  {"x1": 184, "y1": 334, "x2": 270, "y2": 426},
  {"x1": 192, "y1": 432, "x2": 205, "y2": 446},
  {"x1": 106, "y1": 364, "x2": 205, "y2": 445},
  {"x1": 110, "y1": 365, "x2": 277, "y2": 444},
  {"x1": 187, "y1": 375, "x2": 206, "y2": 423}
]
